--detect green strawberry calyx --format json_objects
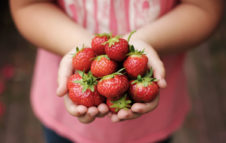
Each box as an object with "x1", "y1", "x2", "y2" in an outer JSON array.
[
  {"x1": 73, "y1": 71, "x2": 98, "y2": 93},
  {"x1": 103, "y1": 35, "x2": 121, "y2": 47},
  {"x1": 127, "y1": 45, "x2": 145, "y2": 57},
  {"x1": 76, "y1": 70, "x2": 84, "y2": 77},
  {"x1": 95, "y1": 33, "x2": 112, "y2": 38},
  {"x1": 100, "y1": 68, "x2": 125, "y2": 81},
  {"x1": 76, "y1": 46, "x2": 80, "y2": 53},
  {"x1": 94, "y1": 55, "x2": 110, "y2": 61},
  {"x1": 73, "y1": 45, "x2": 87, "y2": 57},
  {"x1": 71, "y1": 46, "x2": 80, "y2": 57},
  {"x1": 132, "y1": 68, "x2": 158, "y2": 87},
  {"x1": 110, "y1": 94, "x2": 132, "y2": 112}
]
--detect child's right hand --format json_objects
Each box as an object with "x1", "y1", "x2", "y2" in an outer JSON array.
[
  {"x1": 109, "y1": 39, "x2": 167, "y2": 122},
  {"x1": 57, "y1": 48, "x2": 109, "y2": 124}
]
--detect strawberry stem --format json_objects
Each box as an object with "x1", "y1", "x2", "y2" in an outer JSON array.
[
  {"x1": 100, "y1": 68, "x2": 125, "y2": 81},
  {"x1": 127, "y1": 30, "x2": 136, "y2": 43},
  {"x1": 116, "y1": 68, "x2": 125, "y2": 73}
]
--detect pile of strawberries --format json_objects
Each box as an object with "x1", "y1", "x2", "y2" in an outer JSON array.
[{"x1": 67, "y1": 32, "x2": 159, "y2": 113}]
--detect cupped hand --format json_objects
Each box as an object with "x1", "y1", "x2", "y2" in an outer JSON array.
[
  {"x1": 110, "y1": 95, "x2": 159, "y2": 122},
  {"x1": 57, "y1": 47, "x2": 109, "y2": 124},
  {"x1": 64, "y1": 94, "x2": 109, "y2": 123},
  {"x1": 109, "y1": 39, "x2": 167, "y2": 122}
]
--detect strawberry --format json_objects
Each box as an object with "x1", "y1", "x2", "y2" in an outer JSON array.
[
  {"x1": 67, "y1": 71, "x2": 83, "y2": 89},
  {"x1": 129, "y1": 70, "x2": 159, "y2": 103},
  {"x1": 107, "y1": 94, "x2": 131, "y2": 113},
  {"x1": 72, "y1": 47, "x2": 96, "y2": 72},
  {"x1": 91, "y1": 33, "x2": 111, "y2": 55},
  {"x1": 68, "y1": 72, "x2": 105, "y2": 107},
  {"x1": 91, "y1": 55, "x2": 117, "y2": 78},
  {"x1": 97, "y1": 69, "x2": 129, "y2": 99},
  {"x1": 104, "y1": 31, "x2": 136, "y2": 62},
  {"x1": 104, "y1": 36, "x2": 129, "y2": 62},
  {"x1": 123, "y1": 45, "x2": 148, "y2": 79},
  {"x1": 69, "y1": 86, "x2": 104, "y2": 107}
]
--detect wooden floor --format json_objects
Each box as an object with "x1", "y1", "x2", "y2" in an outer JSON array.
[{"x1": 0, "y1": 1, "x2": 225, "y2": 143}]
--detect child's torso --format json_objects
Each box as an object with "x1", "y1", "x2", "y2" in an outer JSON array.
[
  {"x1": 31, "y1": 1, "x2": 191, "y2": 143},
  {"x1": 58, "y1": 0, "x2": 177, "y2": 34}
]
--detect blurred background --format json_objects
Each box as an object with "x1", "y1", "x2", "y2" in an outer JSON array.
[{"x1": 0, "y1": 1, "x2": 225, "y2": 143}]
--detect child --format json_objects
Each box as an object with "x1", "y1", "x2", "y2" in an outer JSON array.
[{"x1": 10, "y1": 0, "x2": 223, "y2": 143}]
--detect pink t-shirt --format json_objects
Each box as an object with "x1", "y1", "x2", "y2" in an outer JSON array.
[{"x1": 31, "y1": 0, "x2": 190, "y2": 143}]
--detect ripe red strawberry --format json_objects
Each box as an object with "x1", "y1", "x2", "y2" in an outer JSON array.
[
  {"x1": 104, "y1": 36, "x2": 129, "y2": 62},
  {"x1": 97, "y1": 69, "x2": 129, "y2": 99},
  {"x1": 104, "y1": 31, "x2": 135, "y2": 62},
  {"x1": 91, "y1": 33, "x2": 111, "y2": 55},
  {"x1": 124, "y1": 45, "x2": 148, "y2": 79},
  {"x1": 69, "y1": 86, "x2": 104, "y2": 107},
  {"x1": 67, "y1": 71, "x2": 83, "y2": 89},
  {"x1": 107, "y1": 95, "x2": 131, "y2": 113},
  {"x1": 72, "y1": 47, "x2": 96, "y2": 72},
  {"x1": 91, "y1": 55, "x2": 117, "y2": 78},
  {"x1": 68, "y1": 72, "x2": 105, "y2": 107},
  {"x1": 129, "y1": 70, "x2": 159, "y2": 102}
]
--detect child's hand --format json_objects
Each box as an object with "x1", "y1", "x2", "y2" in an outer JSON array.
[
  {"x1": 64, "y1": 94, "x2": 109, "y2": 123},
  {"x1": 109, "y1": 95, "x2": 160, "y2": 122},
  {"x1": 109, "y1": 39, "x2": 167, "y2": 122},
  {"x1": 57, "y1": 48, "x2": 109, "y2": 124}
]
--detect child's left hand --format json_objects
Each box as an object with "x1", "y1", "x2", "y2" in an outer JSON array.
[
  {"x1": 109, "y1": 39, "x2": 167, "y2": 122},
  {"x1": 57, "y1": 48, "x2": 109, "y2": 123}
]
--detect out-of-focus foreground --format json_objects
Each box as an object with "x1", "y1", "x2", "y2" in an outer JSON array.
[{"x1": 0, "y1": 1, "x2": 225, "y2": 143}]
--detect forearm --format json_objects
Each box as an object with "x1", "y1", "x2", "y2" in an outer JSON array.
[
  {"x1": 10, "y1": 1, "x2": 92, "y2": 56},
  {"x1": 132, "y1": 1, "x2": 223, "y2": 54}
]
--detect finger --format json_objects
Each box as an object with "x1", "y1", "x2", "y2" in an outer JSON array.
[
  {"x1": 131, "y1": 95, "x2": 160, "y2": 114},
  {"x1": 64, "y1": 95, "x2": 87, "y2": 117},
  {"x1": 57, "y1": 48, "x2": 76, "y2": 96},
  {"x1": 110, "y1": 114, "x2": 120, "y2": 123},
  {"x1": 97, "y1": 103, "x2": 109, "y2": 117},
  {"x1": 87, "y1": 106, "x2": 99, "y2": 117},
  {"x1": 78, "y1": 107, "x2": 99, "y2": 124},
  {"x1": 146, "y1": 48, "x2": 167, "y2": 88},
  {"x1": 117, "y1": 109, "x2": 140, "y2": 120},
  {"x1": 77, "y1": 105, "x2": 88, "y2": 115},
  {"x1": 117, "y1": 109, "x2": 131, "y2": 119},
  {"x1": 107, "y1": 112, "x2": 112, "y2": 117}
]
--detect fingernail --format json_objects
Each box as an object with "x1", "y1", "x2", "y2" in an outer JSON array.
[
  {"x1": 162, "y1": 79, "x2": 167, "y2": 87},
  {"x1": 137, "y1": 108, "x2": 143, "y2": 113},
  {"x1": 134, "y1": 107, "x2": 142, "y2": 113},
  {"x1": 112, "y1": 118, "x2": 119, "y2": 123},
  {"x1": 125, "y1": 113, "x2": 129, "y2": 118},
  {"x1": 78, "y1": 107, "x2": 85, "y2": 113},
  {"x1": 159, "y1": 79, "x2": 167, "y2": 88}
]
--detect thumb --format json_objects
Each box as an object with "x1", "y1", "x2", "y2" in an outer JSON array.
[
  {"x1": 57, "y1": 48, "x2": 75, "y2": 96},
  {"x1": 57, "y1": 79, "x2": 67, "y2": 97}
]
